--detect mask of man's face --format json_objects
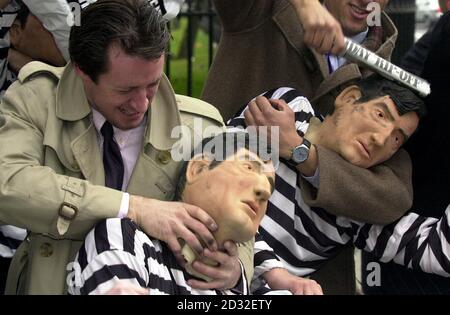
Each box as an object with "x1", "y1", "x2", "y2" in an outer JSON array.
[
  {"x1": 182, "y1": 148, "x2": 275, "y2": 245},
  {"x1": 317, "y1": 86, "x2": 419, "y2": 168},
  {"x1": 10, "y1": 13, "x2": 66, "y2": 66}
]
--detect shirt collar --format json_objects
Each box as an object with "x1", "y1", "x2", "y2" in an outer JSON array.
[{"x1": 92, "y1": 108, "x2": 147, "y2": 143}]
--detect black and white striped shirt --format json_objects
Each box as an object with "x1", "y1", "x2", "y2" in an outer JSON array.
[
  {"x1": 0, "y1": 1, "x2": 25, "y2": 258},
  {"x1": 0, "y1": 0, "x2": 20, "y2": 96},
  {"x1": 68, "y1": 218, "x2": 248, "y2": 295},
  {"x1": 227, "y1": 87, "x2": 450, "y2": 288},
  {"x1": 0, "y1": 225, "x2": 26, "y2": 258}
]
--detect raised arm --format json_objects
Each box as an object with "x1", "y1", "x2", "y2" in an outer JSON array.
[
  {"x1": 288, "y1": 0, "x2": 345, "y2": 55},
  {"x1": 212, "y1": 0, "x2": 273, "y2": 33}
]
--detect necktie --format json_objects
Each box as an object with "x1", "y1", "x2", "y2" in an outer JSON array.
[{"x1": 101, "y1": 121, "x2": 124, "y2": 190}]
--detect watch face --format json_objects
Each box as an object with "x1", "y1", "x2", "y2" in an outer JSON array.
[{"x1": 292, "y1": 146, "x2": 309, "y2": 164}]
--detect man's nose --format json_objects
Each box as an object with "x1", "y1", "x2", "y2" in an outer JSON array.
[{"x1": 130, "y1": 88, "x2": 149, "y2": 111}]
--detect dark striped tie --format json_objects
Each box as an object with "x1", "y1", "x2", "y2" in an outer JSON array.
[{"x1": 101, "y1": 121, "x2": 124, "y2": 190}]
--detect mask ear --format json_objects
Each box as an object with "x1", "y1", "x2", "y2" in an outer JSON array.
[
  {"x1": 335, "y1": 85, "x2": 363, "y2": 109},
  {"x1": 185, "y1": 156, "x2": 211, "y2": 184},
  {"x1": 9, "y1": 19, "x2": 23, "y2": 48}
]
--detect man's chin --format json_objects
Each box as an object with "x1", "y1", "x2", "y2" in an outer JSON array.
[{"x1": 115, "y1": 117, "x2": 145, "y2": 130}]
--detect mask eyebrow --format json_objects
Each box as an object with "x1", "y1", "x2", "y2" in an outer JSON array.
[
  {"x1": 376, "y1": 102, "x2": 411, "y2": 142},
  {"x1": 239, "y1": 152, "x2": 275, "y2": 193},
  {"x1": 376, "y1": 102, "x2": 395, "y2": 122}
]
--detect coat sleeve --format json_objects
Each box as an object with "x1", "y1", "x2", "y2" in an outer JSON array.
[
  {"x1": 213, "y1": 0, "x2": 272, "y2": 33},
  {"x1": 0, "y1": 81, "x2": 123, "y2": 240},
  {"x1": 300, "y1": 146, "x2": 413, "y2": 225}
]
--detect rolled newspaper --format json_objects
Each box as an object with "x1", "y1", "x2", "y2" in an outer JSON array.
[{"x1": 342, "y1": 38, "x2": 431, "y2": 97}]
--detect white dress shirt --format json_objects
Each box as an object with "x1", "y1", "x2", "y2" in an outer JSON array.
[{"x1": 328, "y1": 28, "x2": 369, "y2": 73}]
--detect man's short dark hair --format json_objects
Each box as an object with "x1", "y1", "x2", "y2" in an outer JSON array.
[
  {"x1": 69, "y1": 0, "x2": 170, "y2": 83},
  {"x1": 173, "y1": 132, "x2": 270, "y2": 202},
  {"x1": 355, "y1": 74, "x2": 427, "y2": 119}
]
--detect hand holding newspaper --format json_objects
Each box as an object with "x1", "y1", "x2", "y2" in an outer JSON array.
[{"x1": 342, "y1": 38, "x2": 431, "y2": 97}]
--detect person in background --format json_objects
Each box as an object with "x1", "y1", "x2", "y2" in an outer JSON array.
[
  {"x1": 0, "y1": 0, "x2": 69, "y2": 294},
  {"x1": 400, "y1": 0, "x2": 450, "y2": 76},
  {"x1": 362, "y1": 9, "x2": 450, "y2": 295}
]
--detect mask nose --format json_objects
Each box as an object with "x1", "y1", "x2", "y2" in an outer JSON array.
[
  {"x1": 254, "y1": 176, "x2": 271, "y2": 201},
  {"x1": 371, "y1": 125, "x2": 394, "y2": 146}
]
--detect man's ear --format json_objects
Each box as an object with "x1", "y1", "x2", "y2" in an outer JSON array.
[
  {"x1": 335, "y1": 85, "x2": 362, "y2": 108},
  {"x1": 73, "y1": 63, "x2": 95, "y2": 84},
  {"x1": 185, "y1": 157, "x2": 211, "y2": 184},
  {"x1": 73, "y1": 63, "x2": 87, "y2": 78}
]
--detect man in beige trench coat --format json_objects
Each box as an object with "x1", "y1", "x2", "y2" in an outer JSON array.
[{"x1": 0, "y1": 0, "x2": 255, "y2": 294}]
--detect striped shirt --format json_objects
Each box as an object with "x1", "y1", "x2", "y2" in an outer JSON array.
[
  {"x1": 0, "y1": 0, "x2": 20, "y2": 96},
  {"x1": 68, "y1": 218, "x2": 248, "y2": 295},
  {"x1": 227, "y1": 87, "x2": 450, "y2": 289},
  {"x1": 0, "y1": 1, "x2": 24, "y2": 258},
  {"x1": 0, "y1": 225, "x2": 26, "y2": 258}
]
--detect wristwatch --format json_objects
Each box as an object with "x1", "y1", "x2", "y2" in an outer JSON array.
[{"x1": 286, "y1": 138, "x2": 311, "y2": 167}]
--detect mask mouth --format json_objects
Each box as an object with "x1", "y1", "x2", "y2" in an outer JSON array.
[
  {"x1": 357, "y1": 140, "x2": 371, "y2": 159},
  {"x1": 243, "y1": 200, "x2": 259, "y2": 217}
]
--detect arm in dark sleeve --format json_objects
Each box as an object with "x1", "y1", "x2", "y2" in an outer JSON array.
[{"x1": 213, "y1": 0, "x2": 272, "y2": 33}]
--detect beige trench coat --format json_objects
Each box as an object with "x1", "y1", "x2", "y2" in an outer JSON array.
[{"x1": 0, "y1": 61, "x2": 253, "y2": 294}]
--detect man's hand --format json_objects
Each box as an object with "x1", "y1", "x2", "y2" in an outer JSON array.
[
  {"x1": 264, "y1": 268, "x2": 323, "y2": 295},
  {"x1": 128, "y1": 196, "x2": 218, "y2": 266},
  {"x1": 244, "y1": 96, "x2": 303, "y2": 159},
  {"x1": 104, "y1": 281, "x2": 149, "y2": 295},
  {"x1": 187, "y1": 241, "x2": 241, "y2": 291},
  {"x1": 289, "y1": 0, "x2": 345, "y2": 55},
  {"x1": 245, "y1": 97, "x2": 319, "y2": 177}
]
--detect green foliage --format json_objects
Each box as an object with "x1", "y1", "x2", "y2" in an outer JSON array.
[{"x1": 167, "y1": 18, "x2": 215, "y2": 98}]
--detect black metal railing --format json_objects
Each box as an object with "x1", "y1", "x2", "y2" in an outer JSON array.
[{"x1": 165, "y1": 0, "x2": 217, "y2": 97}]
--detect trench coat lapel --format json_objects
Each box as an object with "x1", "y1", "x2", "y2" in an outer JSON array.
[
  {"x1": 71, "y1": 124, "x2": 105, "y2": 185},
  {"x1": 55, "y1": 64, "x2": 105, "y2": 185},
  {"x1": 127, "y1": 74, "x2": 182, "y2": 198}
]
